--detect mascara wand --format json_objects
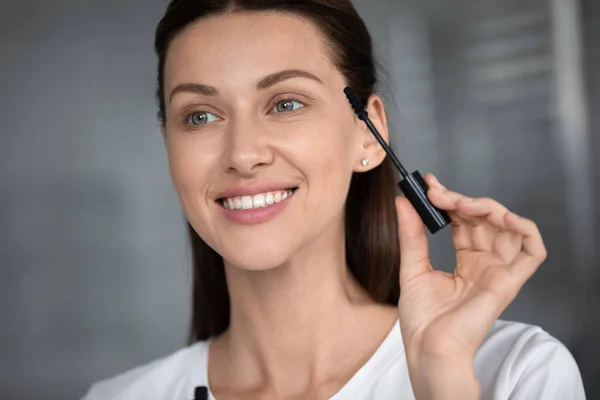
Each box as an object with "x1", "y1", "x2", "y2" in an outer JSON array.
[{"x1": 344, "y1": 87, "x2": 451, "y2": 234}]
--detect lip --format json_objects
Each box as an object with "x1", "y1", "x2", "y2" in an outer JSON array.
[{"x1": 215, "y1": 182, "x2": 299, "y2": 200}]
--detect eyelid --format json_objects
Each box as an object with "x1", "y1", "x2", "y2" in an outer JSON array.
[{"x1": 179, "y1": 102, "x2": 224, "y2": 117}]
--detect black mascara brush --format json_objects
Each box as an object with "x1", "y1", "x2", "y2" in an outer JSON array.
[{"x1": 344, "y1": 87, "x2": 451, "y2": 234}]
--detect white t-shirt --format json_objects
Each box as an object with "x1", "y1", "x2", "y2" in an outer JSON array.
[{"x1": 82, "y1": 319, "x2": 585, "y2": 399}]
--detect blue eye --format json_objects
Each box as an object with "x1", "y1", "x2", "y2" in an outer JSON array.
[
  {"x1": 187, "y1": 111, "x2": 218, "y2": 126},
  {"x1": 272, "y1": 99, "x2": 304, "y2": 113}
]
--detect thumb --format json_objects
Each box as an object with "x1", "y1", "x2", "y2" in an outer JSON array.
[{"x1": 396, "y1": 196, "x2": 432, "y2": 286}]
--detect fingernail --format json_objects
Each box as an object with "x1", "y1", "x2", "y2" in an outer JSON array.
[
  {"x1": 434, "y1": 187, "x2": 447, "y2": 193},
  {"x1": 461, "y1": 197, "x2": 475, "y2": 202}
]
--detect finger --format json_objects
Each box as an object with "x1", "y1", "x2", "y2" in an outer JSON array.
[
  {"x1": 427, "y1": 188, "x2": 484, "y2": 249},
  {"x1": 455, "y1": 198, "x2": 528, "y2": 257},
  {"x1": 423, "y1": 174, "x2": 473, "y2": 249},
  {"x1": 427, "y1": 186, "x2": 476, "y2": 217},
  {"x1": 425, "y1": 173, "x2": 447, "y2": 191},
  {"x1": 395, "y1": 196, "x2": 433, "y2": 286},
  {"x1": 428, "y1": 174, "x2": 508, "y2": 225},
  {"x1": 425, "y1": 174, "x2": 478, "y2": 221},
  {"x1": 494, "y1": 229, "x2": 524, "y2": 264},
  {"x1": 427, "y1": 185, "x2": 469, "y2": 206},
  {"x1": 427, "y1": 176, "x2": 530, "y2": 264},
  {"x1": 450, "y1": 219, "x2": 472, "y2": 252},
  {"x1": 505, "y1": 212, "x2": 547, "y2": 281},
  {"x1": 454, "y1": 197, "x2": 511, "y2": 228},
  {"x1": 424, "y1": 174, "x2": 473, "y2": 251},
  {"x1": 469, "y1": 223, "x2": 499, "y2": 253}
]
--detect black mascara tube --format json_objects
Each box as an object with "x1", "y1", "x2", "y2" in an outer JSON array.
[
  {"x1": 193, "y1": 386, "x2": 208, "y2": 400},
  {"x1": 344, "y1": 87, "x2": 451, "y2": 234}
]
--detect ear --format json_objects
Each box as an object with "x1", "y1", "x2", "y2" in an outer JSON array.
[{"x1": 352, "y1": 93, "x2": 389, "y2": 172}]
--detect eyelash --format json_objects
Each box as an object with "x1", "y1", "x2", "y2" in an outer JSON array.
[{"x1": 181, "y1": 97, "x2": 306, "y2": 128}]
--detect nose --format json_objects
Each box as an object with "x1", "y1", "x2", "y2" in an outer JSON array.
[{"x1": 222, "y1": 117, "x2": 274, "y2": 176}]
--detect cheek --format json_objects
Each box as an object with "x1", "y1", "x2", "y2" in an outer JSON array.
[
  {"x1": 166, "y1": 138, "x2": 214, "y2": 214},
  {"x1": 317, "y1": 154, "x2": 354, "y2": 210},
  {"x1": 285, "y1": 117, "x2": 355, "y2": 167},
  {"x1": 289, "y1": 123, "x2": 355, "y2": 206},
  {"x1": 312, "y1": 125, "x2": 355, "y2": 178},
  {"x1": 167, "y1": 141, "x2": 193, "y2": 189}
]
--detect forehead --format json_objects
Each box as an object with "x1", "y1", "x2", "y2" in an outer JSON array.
[{"x1": 163, "y1": 11, "x2": 337, "y2": 91}]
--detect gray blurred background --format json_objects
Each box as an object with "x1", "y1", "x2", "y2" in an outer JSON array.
[{"x1": 0, "y1": 0, "x2": 597, "y2": 398}]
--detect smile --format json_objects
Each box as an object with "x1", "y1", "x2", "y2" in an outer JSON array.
[{"x1": 219, "y1": 188, "x2": 297, "y2": 210}]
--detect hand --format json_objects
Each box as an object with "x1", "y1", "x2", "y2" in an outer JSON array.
[{"x1": 396, "y1": 174, "x2": 547, "y2": 399}]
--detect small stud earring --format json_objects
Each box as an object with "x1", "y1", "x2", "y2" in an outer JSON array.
[{"x1": 361, "y1": 158, "x2": 369, "y2": 166}]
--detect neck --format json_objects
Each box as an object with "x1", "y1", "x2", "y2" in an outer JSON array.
[{"x1": 211, "y1": 219, "x2": 398, "y2": 397}]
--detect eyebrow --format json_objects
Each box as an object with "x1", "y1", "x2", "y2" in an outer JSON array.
[{"x1": 168, "y1": 69, "x2": 323, "y2": 104}]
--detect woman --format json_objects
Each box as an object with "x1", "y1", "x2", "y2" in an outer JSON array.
[{"x1": 83, "y1": 0, "x2": 585, "y2": 399}]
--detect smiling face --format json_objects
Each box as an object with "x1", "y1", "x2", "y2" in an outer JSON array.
[{"x1": 162, "y1": 11, "x2": 382, "y2": 270}]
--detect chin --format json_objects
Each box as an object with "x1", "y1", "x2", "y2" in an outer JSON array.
[{"x1": 219, "y1": 241, "x2": 296, "y2": 271}]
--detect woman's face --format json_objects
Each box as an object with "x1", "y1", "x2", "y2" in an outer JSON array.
[{"x1": 162, "y1": 11, "x2": 385, "y2": 270}]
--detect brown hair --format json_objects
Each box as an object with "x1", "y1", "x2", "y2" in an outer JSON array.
[{"x1": 154, "y1": 0, "x2": 400, "y2": 343}]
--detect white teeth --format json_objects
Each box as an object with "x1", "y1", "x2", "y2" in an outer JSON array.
[
  {"x1": 234, "y1": 198, "x2": 242, "y2": 210},
  {"x1": 241, "y1": 196, "x2": 253, "y2": 210},
  {"x1": 266, "y1": 192, "x2": 274, "y2": 205},
  {"x1": 253, "y1": 194, "x2": 266, "y2": 208},
  {"x1": 221, "y1": 189, "x2": 295, "y2": 210}
]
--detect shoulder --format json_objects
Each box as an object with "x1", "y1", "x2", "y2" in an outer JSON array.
[
  {"x1": 476, "y1": 320, "x2": 585, "y2": 399},
  {"x1": 81, "y1": 340, "x2": 210, "y2": 400}
]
